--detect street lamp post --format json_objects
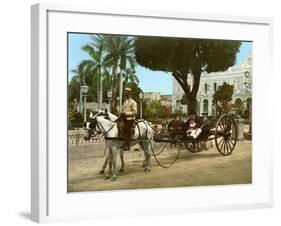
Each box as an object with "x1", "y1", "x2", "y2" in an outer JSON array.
[
  {"x1": 107, "y1": 90, "x2": 112, "y2": 112},
  {"x1": 139, "y1": 92, "x2": 144, "y2": 119},
  {"x1": 81, "y1": 85, "x2": 89, "y2": 122}
]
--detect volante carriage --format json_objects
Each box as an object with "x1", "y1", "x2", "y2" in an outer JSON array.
[
  {"x1": 154, "y1": 114, "x2": 238, "y2": 157},
  {"x1": 84, "y1": 111, "x2": 238, "y2": 174}
]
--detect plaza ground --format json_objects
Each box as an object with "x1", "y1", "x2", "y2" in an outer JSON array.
[{"x1": 68, "y1": 139, "x2": 252, "y2": 192}]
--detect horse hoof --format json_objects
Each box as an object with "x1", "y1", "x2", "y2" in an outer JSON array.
[
  {"x1": 144, "y1": 168, "x2": 151, "y2": 172},
  {"x1": 105, "y1": 174, "x2": 110, "y2": 179},
  {"x1": 99, "y1": 170, "x2": 105, "y2": 174},
  {"x1": 119, "y1": 168, "x2": 124, "y2": 172},
  {"x1": 111, "y1": 175, "x2": 117, "y2": 181}
]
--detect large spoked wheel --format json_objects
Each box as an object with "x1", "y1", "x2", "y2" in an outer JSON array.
[{"x1": 215, "y1": 114, "x2": 237, "y2": 156}]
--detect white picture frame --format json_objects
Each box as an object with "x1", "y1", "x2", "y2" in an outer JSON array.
[{"x1": 31, "y1": 3, "x2": 274, "y2": 223}]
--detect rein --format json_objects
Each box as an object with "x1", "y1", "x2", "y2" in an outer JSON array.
[
  {"x1": 93, "y1": 117, "x2": 151, "y2": 141},
  {"x1": 88, "y1": 116, "x2": 182, "y2": 168},
  {"x1": 95, "y1": 118, "x2": 115, "y2": 138}
]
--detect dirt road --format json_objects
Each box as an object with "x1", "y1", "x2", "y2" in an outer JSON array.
[{"x1": 68, "y1": 140, "x2": 252, "y2": 192}]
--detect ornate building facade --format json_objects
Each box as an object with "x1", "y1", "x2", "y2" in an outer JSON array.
[{"x1": 172, "y1": 56, "x2": 252, "y2": 116}]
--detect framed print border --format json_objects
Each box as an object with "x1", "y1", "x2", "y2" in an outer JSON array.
[{"x1": 31, "y1": 3, "x2": 274, "y2": 223}]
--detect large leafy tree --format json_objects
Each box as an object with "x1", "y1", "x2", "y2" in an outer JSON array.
[{"x1": 135, "y1": 37, "x2": 241, "y2": 114}]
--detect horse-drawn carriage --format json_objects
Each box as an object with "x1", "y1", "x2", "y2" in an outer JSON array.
[
  {"x1": 154, "y1": 114, "x2": 238, "y2": 157},
  {"x1": 83, "y1": 110, "x2": 238, "y2": 179}
]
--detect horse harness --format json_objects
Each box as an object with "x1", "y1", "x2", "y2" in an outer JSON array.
[{"x1": 91, "y1": 117, "x2": 149, "y2": 141}]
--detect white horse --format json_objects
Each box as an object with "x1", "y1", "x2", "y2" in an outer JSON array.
[
  {"x1": 91, "y1": 112, "x2": 125, "y2": 174},
  {"x1": 84, "y1": 110, "x2": 154, "y2": 180}
]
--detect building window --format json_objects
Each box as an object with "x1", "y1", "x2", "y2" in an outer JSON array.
[
  {"x1": 204, "y1": 83, "x2": 208, "y2": 94},
  {"x1": 214, "y1": 83, "x2": 217, "y2": 92},
  {"x1": 235, "y1": 78, "x2": 242, "y2": 90},
  {"x1": 203, "y1": 99, "x2": 208, "y2": 113}
]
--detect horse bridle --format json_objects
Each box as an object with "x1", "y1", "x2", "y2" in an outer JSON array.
[{"x1": 86, "y1": 113, "x2": 115, "y2": 139}]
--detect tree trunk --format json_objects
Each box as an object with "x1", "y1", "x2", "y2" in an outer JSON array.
[
  {"x1": 98, "y1": 66, "x2": 103, "y2": 109},
  {"x1": 187, "y1": 98, "x2": 197, "y2": 114},
  {"x1": 111, "y1": 65, "x2": 117, "y2": 113},
  {"x1": 172, "y1": 69, "x2": 201, "y2": 115},
  {"x1": 119, "y1": 71, "x2": 123, "y2": 113},
  {"x1": 96, "y1": 71, "x2": 100, "y2": 109}
]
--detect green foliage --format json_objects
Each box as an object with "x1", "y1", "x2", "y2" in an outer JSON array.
[
  {"x1": 100, "y1": 35, "x2": 136, "y2": 111},
  {"x1": 142, "y1": 100, "x2": 172, "y2": 123},
  {"x1": 213, "y1": 83, "x2": 234, "y2": 103},
  {"x1": 170, "y1": 109, "x2": 186, "y2": 119},
  {"x1": 124, "y1": 82, "x2": 143, "y2": 101},
  {"x1": 81, "y1": 38, "x2": 105, "y2": 107},
  {"x1": 232, "y1": 98, "x2": 244, "y2": 116},
  {"x1": 135, "y1": 37, "x2": 240, "y2": 74},
  {"x1": 68, "y1": 110, "x2": 83, "y2": 129},
  {"x1": 213, "y1": 83, "x2": 234, "y2": 114},
  {"x1": 69, "y1": 59, "x2": 100, "y2": 103},
  {"x1": 68, "y1": 106, "x2": 97, "y2": 129},
  {"x1": 242, "y1": 97, "x2": 252, "y2": 120},
  {"x1": 86, "y1": 36, "x2": 135, "y2": 103},
  {"x1": 135, "y1": 37, "x2": 241, "y2": 114},
  {"x1": 68, "y1": 34, "x2": 140, "y2": 113},
  {"x1": 68, "y1": 79, "x2": 80, "y2": 102}
]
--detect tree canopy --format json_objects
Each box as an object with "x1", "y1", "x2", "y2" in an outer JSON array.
[{"x1": 135, "y1": 37, "x2": 241, "y2": 114}]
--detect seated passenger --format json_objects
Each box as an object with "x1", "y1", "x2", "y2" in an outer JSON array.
[
  {"x1": 201, "y1": 112, "x2": 212, "y2": 136},
  {"x1": 187, "y1": 118, "x2": 202, "y2": 139},
  {"x1": 186, "y1": 112, "x2": 211, "y2": 139}
]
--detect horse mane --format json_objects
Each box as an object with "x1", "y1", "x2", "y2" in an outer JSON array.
[{"x1": 107, "y1": 112, "x2": 118, "y2": 121}]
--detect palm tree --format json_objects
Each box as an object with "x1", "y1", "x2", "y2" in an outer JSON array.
[
  {"x1": 70, "y1": 60, "x2": 93, "y2": 112},
  {"x1": 78, "y1": 35, "x2": 137, "y2": 112},
  {"x1": 70, "y1": 60, "x2": 90, "y2": 85},
  {"x1": 82, "y1": 35, "x2": 105, "y2": 108},
  {"x1": 122, "y1": 67, "x2": 139, "y2": 88},
  {"x1": 102, "y1": 36, "x2": 136, "y2": 112}
]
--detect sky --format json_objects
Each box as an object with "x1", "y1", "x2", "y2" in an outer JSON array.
[{"x1": 68, "y1": 33, "x2": 252, "y2": 95}]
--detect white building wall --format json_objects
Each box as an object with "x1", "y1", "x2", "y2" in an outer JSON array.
[{"x1": 172, "y1": 56, "x2": 252, "y2": 115}]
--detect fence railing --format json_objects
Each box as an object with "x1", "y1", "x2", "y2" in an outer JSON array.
[{"x1": 68, "y1": 131, "x2": 104, "y2": 145}]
